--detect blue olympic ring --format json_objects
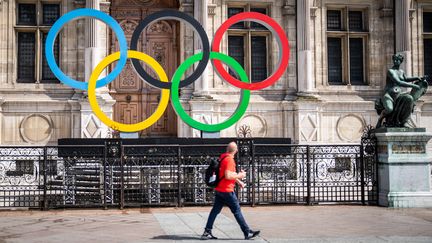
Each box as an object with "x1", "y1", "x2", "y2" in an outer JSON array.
[{"x1": 45, "y1": 8, "x2": 128, "y2": 90}]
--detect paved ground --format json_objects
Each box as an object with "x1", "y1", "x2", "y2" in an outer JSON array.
[{"x1": 1, "y1": 205, "x2": 432, "y2": 243}]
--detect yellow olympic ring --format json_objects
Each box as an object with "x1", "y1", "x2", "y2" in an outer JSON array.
[{"x1": 88, "y1": 50, "x2": 170, "y2": 132}]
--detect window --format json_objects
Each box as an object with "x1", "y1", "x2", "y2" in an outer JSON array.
[
  {"x1": 328, "y1": 38, "x2": 342, "y2": 83},
  {"x1": 16, "y1": 2, "x2": 60, "y2": 83},
  {"x1": 227, "y1": 5, "x2": 270, "y2": 83},
  {"x1": 349, "y1": 38, "x2": 364, "y2": 84},
  {"x1": 228, "y1": 7, "x2": 245, "y2": 29},
  {"x1": 327, "y1": 10, "x2": 342, "y2": 30},
  {"x1": 18, "y1": 4, "x2": 36, "y2": 25},
  {"x1": 228, "y1": 36, "x2": 244, "y2": 79},
  {"x1": 17, "y1": 32, "x2": 36, "y2": 81},
  {"x1": 327, "y1": 8, "x2": 368, "y2": 85},
  {"x1": 251, "y1": 36, "x2": 267, "y2": 81},
  {"x1": 349, "y1": 11, "x2": 363, "y2": 31},
  {"x1": 424, "y1": 12, "x2": 432, "y2": 76}
]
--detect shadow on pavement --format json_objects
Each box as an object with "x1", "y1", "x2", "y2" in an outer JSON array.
[
  {"x1": 152, "y1": 235, "x2": 201, "y2": 240},
  {"x1": 152, "y1": 235, "x2": 248, "y2": 241}
]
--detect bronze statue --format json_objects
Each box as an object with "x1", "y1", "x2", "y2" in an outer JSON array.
[{"x1": 375, "y1": 54, "x2": 429, "y2": 128}]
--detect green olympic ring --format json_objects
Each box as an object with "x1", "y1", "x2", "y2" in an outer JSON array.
[{"x1": 171, "y1": 52, "x2": 251, "y2": 132}]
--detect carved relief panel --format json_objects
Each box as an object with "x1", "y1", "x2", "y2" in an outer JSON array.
[{"x1": 110, "y1": 0, "x2": 179, "y2": 137}]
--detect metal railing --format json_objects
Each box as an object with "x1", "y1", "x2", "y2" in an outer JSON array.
[{"x1": 0, "y1": 137, "x2": 377, "y2": 209}]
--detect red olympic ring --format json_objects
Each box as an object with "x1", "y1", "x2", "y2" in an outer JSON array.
[{"x1": 212, "y1": 12, "x2": 290, "y2": 90}]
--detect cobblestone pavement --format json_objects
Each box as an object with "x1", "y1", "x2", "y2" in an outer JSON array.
[{"x1": 1, "y1": 206, "x2": 432, "y2": 243}]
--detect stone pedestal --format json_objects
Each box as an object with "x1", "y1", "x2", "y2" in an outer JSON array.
[
  {"x1": 375, "y1": 128, "x2": 432, "y2": 207},
  {"x1": 75, "y1": 92, "x2": 114, "y2": 139}
]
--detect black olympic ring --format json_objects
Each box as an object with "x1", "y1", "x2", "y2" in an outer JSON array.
[{"x1": 130, "y1": 10, "x2": 210, "y2": 89}]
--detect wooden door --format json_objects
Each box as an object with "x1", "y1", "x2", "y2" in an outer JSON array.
[{"x1": 110, "y1": 0, "x2": 179, "y2": 137}]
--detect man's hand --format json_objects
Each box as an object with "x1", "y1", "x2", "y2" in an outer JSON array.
[
  {"x1": 237, "y1": 170, "x2": 246, "y2": 179},
  {"x1": 236, "y1": 179, "x2": 246, "y2": 188}
]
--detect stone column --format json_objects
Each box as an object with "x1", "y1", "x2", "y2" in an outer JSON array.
[
  {"x1": 189, "y1": 0, "x2": 217, "y2": 138},
  {"x1": 0, "y1": 0, "x2": 6, "y2": 84},
  {"x1": 77, "y1": 0, "x2": 114, "y2": 139},
  {"x1": 297, "y1": 0, "x2": 314, "y2": 94},
  {"x1": 0, "y1": 0, "x2": 12, "y2": 86},
  {"x1": 0, "y1": 0, "x2": 4, "y2": 142},
  {"x1": 395, "y1": 0, "x2": 411, "y2": 75},
  {"x1": 375, "y1": 128, "x2": 432, "y2": 207},
  {"x1": 193, "y1": 0, "x2": 210, "y2": 97},
  {"x1": 0, "y1": 97, "x2": 4, "y2": 144},
  {"x1": 85, "y1": 0, "x2": 101, "y2": 82}
]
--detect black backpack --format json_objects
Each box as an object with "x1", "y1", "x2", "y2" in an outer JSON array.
[{"x1": 204, "y1": 155, "x2": 228, "y2": 188}]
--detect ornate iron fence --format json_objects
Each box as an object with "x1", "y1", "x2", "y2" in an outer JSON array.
[{"x1": 0, "y1": 136, "x2": 377, "y2": 209}]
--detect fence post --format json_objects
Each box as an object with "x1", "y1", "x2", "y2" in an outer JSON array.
[
  {"x1": 251, "y1": 140, "x2": 256, "y2": 207},
  {"x1": 177, "y1": 146, "x2": 182, "y2": 207},
  {"x1": 306, "y1": 146, "x2": 312, "y2": 205},
  {"x1": 103, "y1": 145, "x2": 107, "y2": 210},
  {"x1": 42, "y1": 147, "x2": 48, "y2": 210},
  {"x1": 374, "y1": 137, "x2": 379, "y2": 204},
  {"x1": 360, "y1": 144, "x2": 366, "y2": 205},
  {"x1": 120, "y1": 143, "x2": 124, "y2": 210}
]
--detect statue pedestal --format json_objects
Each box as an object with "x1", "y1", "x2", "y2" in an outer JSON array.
[{"x1": 374, "y1": 128, "x2": 432, "y2": 207}]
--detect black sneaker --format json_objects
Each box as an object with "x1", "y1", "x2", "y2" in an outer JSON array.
[
  {"x1": 244, "y1": 230, "x2": 260, "y2": 240},
  {"x1": 201, "y1": 230, "x2": 218, "y2": 240}
]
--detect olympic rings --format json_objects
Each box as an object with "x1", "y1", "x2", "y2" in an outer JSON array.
[
  {"x1": 88, "y1": 50, "x2": 170, "y2": 132},
  {"x1": 171, "y1": 52, "x2": 250, "y2": 132},
  {"x1": 46, "y1": 8, "x2": 291, "y2": 133},
  {"x1": 130, "y1": 10, "x2": 210, "y2": 89},
  {"x1": 45, "y1": 8, "x2": 128, "y2": 90},
  {"x1": 212, "y1": 12, "x2": 290, "y2": 90}
]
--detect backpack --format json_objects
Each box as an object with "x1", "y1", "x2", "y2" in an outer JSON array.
[{"x1": 204, "y1": 155, "x2": 228, "y2": 188}]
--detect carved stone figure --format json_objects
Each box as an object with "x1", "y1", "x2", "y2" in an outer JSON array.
[{"x1": 375, "y1": 54, "x2": 429, "y2": 128}]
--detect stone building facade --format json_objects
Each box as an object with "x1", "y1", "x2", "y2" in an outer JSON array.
[{"x1": 0, "y1": 0, "x2": 431, "y2": 145}]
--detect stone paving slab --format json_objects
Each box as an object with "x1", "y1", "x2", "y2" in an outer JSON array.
[{"x1": 0, "y1": 206, "x2": 432, "y2": 242}]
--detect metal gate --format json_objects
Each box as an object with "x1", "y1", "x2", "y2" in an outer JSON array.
[{"x1": 0, "y1": 133, "x2": 377, "y2": 209}]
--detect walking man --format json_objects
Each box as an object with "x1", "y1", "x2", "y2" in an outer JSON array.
[{"x1": 201, "y1": 142, "x2": 260, "y2": 240}]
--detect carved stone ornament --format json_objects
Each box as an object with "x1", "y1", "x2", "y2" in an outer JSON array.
[
  {"x1": 337, "y1": 114, "x2": 365, "y2": 142},
  {"x1": 112, "y1": 0, "x2": 160, "y2": 7},
  {"x1": 147, "y1": 21, "x2": 172, "y2": 34},
  {"x1": 119, "y1": 63, "x2": 136, "y2": 87},
  {"x1": 153, "y1": 42, "x2": 166, "y2": 66},
  {"x1": 131, "y1": 0, "x2": 158, "y2": 5},
  {"x1": 120, "y1": 20, "x2": 138, "y2": 35},
  {"x1": 20, "y1": 114, "x2": 54, "y2": 143},
  {"x1": 73, "y1": 0, "x2": 85, "y2": 7},
  {"x1": 208, "y1": 4, "x2": 216, "y2": 16}
]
